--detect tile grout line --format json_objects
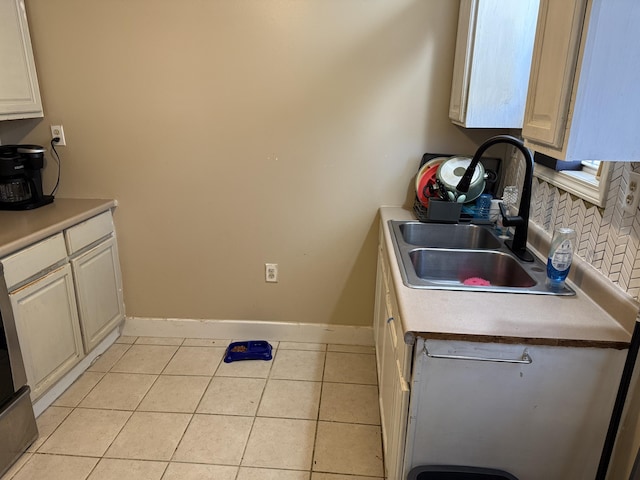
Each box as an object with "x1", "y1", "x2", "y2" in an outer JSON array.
[
  {"x1": 165, "y1": 342, "x2": 230, "y2": 470},
  {"x1": 232, "y1": 344, "x2": 280, "y2": 480},
  {"x1": 10, "y1": 339, "x2": 382, "y2": 480},
  {"x1": 309, "y1": 348, "x2": 330, "y2": 478}
]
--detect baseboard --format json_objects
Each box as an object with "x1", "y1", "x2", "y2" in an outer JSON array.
[{"x1": 122, "y1": 317, "x2": 374, "y2": 346}]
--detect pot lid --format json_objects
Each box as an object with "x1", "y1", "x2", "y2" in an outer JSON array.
[{"x1": 437, "y1": 156, "x2": 484, "y2": 189}]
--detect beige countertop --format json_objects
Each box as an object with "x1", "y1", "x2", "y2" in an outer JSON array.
[
  {"x1": 380, "y1": 207, "x2": 634, "y2": 348},
  {"x1": 0, "y1": 198, "x2": 116, "y2": 258}
]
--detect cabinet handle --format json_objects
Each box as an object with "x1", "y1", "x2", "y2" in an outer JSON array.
[
  {"x1": 387, "y1": 317, "x2": 394, "y2": 324},
  {"x1": 424, "y1": 345, "x2": 532, "y2": 364}
]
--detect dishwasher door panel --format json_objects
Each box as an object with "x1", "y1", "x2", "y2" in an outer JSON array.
[{"x1": 405, "y1": 339, "x2": 625, "y2": 480}]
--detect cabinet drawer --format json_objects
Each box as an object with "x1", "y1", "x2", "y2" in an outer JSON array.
[
  {"x1": 1, "y1": 233, "x2": 67, "y2": 289},
  {"x1": 65, "y1": 211, "x2": 114, "y2": 254}
]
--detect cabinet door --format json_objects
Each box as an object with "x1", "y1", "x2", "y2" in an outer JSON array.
[
  {"x1": 387, "y1": 356, "x2": 410, "y2": 480},
  {"x1": 378, "y1": 308, "x2": 395, "y2": 456},
  {"x1": 448, "y1": 0, "x2": 475, "y2": 125},
  {"x1": 71, "y1": 236, "x2": 124, "y2": 353},
  {"x1": 449, "y1": 0, "x2": 539, "y2": 128},
  {"x1": 373, "y1": 251, "x2": 386, "y2": 383},
  {"x1": 10, "y1": 264, "x2": 83, "y2": 400},
  {"x1": 0, "y1": 0, "x2": 43, "y2": 120},
  {"x1": 379, "y1": 316, "x2": 410, "y2": 480},
  {"x1": 522, "y1": 0, "x2": 587, "y2": 148}
]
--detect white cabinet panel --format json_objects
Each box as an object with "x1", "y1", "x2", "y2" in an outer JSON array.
[
  {"x1": 374, "y1": 227, "x2": 412, "y2": 480},
  {"x1": 0, "y1": 0, "x2": 43, "y2": 120},
  {"x1": 373, "y1": 250, "x2": 387, "y2": 384},
  {"x1": 523, "y1": 0, "x2": 640, "y2": 161},
  {"x1": 65, "y1": 211, "x2": 115, "y2": 254},
  {"x1": 379, "y1": 315, "x2": 410, "y2": 480},
  {"x1": 10, "y1": 264, "x2": 83, "y2": 400},
  {"x1": 378, "y1": 313, "x2": 396, "y2": 465},
  {"x1": 1, "y1": 233, "x2": 67, "y2": 290},
  {"x1": 380, "y1": 321, "x2": 410, "y2": 480},
  {"x1": 71, "y1": 236, "x2": 124, "y2": 352},
  {"x1": 449, "y1": 0, "x2": 539, "y2": 128},
  {"x1": 522, "y1": 0, "x2": 586, "y2": 148},
  {"x1": 1, "y1": 209, "x2": 125, "y2": 403}
]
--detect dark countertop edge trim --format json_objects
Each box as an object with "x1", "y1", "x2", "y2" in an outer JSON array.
[{"x1": 413, "y1": 332, "x2": 630, "y2": 350}]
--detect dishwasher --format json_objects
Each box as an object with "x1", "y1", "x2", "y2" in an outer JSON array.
[{"x1": 403, "y1": 338, "x2": 626, "y2": 480}]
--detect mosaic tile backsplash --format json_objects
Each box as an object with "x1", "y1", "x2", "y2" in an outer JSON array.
[{"x1": 505, "y1": 152, "x2": 640, "y2": 302}]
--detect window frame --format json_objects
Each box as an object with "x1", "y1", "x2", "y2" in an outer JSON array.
[{"x1": 533, "y1": 161, "x2": 610, "y2": 207}]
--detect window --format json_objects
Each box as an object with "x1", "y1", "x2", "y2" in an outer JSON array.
[{"x1": 533, "y1": 158, "x2": 610, "y2": 207}]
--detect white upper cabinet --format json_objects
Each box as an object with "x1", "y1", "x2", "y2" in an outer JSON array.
[
  {"x1": 0, "y1": 0, "x2": 43, "y2": 120},
  {"x1": 449, "y1": 0, "x2": 540, "y2": 128},
  {"x1": 523, "y1": 0, "x2": 640, "y2": 161}
]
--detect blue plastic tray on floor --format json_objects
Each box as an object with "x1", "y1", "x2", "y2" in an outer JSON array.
[{"x1": 223, "y1": 341, "x2": 273, "y2": 363}]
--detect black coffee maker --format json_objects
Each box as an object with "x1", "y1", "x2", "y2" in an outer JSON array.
[{"x1": 0, "y1": 145, "x2": 54, "y2": 210}]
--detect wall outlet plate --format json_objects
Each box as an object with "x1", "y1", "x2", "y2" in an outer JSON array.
[
  {"x1": 623, "y1": 171, "x2": 640, "y2": 215},
  {"x1": 265, "y1": 263, "x2": 278, "y2": 283},
  {"x1": 50, "y1": 125, "x2": 66, "y2": 146}
]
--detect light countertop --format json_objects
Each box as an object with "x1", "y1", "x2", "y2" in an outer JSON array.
[
  {"x1": 379, "y1": 207, "x2": 633, "y2": 348},
  {"x1": 0, "y1": 198, "x2": 116, "y2": 258}
]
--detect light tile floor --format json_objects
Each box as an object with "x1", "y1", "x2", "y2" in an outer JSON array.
[{"x1": 2, "y1": 337, "x2": 384, "y2": 480}]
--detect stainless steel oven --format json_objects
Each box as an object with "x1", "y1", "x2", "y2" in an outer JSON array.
[{"x1": 0, "y1": 265, "x2": 37, "y2": 477}]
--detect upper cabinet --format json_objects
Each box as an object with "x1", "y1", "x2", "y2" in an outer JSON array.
[
  {"x1": 449, "y1": 0, "x2": 540, "y2": 128},
  {"x1": 522, "y1": 0, "x2": 640, "y2": 161},
  {"x1": 0, "y1": 0, "x2": 43, "y2": 121}
]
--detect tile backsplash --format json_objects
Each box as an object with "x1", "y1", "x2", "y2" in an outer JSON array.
[{"x1": 506, "y1": 154, "x2": 640, "y2": 302}]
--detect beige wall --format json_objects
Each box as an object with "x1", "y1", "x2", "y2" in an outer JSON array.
[
  {"x1": 1, "y1": 0, "x2": 497, "y2": 326},
  {"x1": 5, "y1": 2, "x2": 640, "y2": 473}
]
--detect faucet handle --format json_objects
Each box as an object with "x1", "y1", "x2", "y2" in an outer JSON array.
[{"x1": 498, "y1": 201, "x2": 525, "y2": 226}]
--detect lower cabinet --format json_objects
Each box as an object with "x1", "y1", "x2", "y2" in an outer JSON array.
[
  {"x1": 9, "y1": 264, "x2": 84, "y2": 400},
  {"x1": 375, "y1": 226, "x2": 627, "y2": 480},
  {"x1": 0, "y1": 209, "x2": 125, "y2": 402},
  {"x1": 374, "y1": 240, "x2": 411, "y2": 480}
]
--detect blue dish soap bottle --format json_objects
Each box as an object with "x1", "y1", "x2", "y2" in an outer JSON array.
[{"x1": 546, "y1": 227, "x2": 576, "y2": 289}]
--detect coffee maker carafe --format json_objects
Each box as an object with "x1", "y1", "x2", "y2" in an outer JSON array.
[{"x1": 0, "y1": 145, "x2": 54, "y2": 210}]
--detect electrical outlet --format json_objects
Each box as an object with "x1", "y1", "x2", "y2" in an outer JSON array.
[
  {"x1": 50, "y1": 125, "x2": 66, "y2": 146},
  {"x1": 265, "y1": 263, "x2": 278, "y2": 283},
  {"x1": 623, "y1": 172, "x2": 640, "y2": 215}
]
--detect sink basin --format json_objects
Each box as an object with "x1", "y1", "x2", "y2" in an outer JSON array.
[
  {"x1": 389, "y1": 220, "x2": 574, "y2": 295},
  {"x1": 398, "y1": 222, "x2": 502, "y2": 249},
  {"x1": 409, "y1": 249, "x2": 536, "y2": 288}
]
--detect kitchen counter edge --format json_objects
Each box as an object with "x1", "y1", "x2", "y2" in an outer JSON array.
[{"x1": 0, "y1": 198, "x2": 117, "y2": 258}]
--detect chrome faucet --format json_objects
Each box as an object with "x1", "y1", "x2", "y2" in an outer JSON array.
[{"x1": 456, "y1": 134, "x2": 535, "y2": 262}]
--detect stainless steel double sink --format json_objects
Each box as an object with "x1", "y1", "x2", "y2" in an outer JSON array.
[{"x1": 389, "y1": 221, "x2": 575, "y2": 295}]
